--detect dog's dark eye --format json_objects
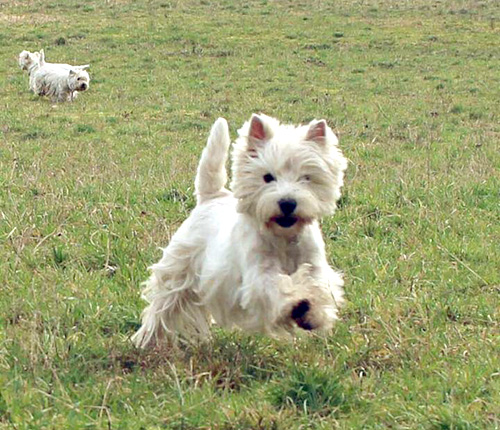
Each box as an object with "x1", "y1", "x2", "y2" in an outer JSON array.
[{"x1": 263, "y1": 173, "x2": 275, "y2": 183}]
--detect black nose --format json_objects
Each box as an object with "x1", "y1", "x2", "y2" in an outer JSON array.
[
  {"x1": 279, "y1": 199, "x2": 297, "y2": 216},
  {"x1": 81, "y1": 84, "x2": 87, "y2": 90}
]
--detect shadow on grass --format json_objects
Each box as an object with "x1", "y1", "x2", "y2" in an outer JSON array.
[
  {"x1": 268, "y1": 365, "x2": 353, "y2": 417},
  {"x1": 128, "y1": 330, "x2": 284, "y2": 391}
]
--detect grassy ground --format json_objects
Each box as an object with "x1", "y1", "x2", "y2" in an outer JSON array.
[{"x1": 1, "y1": 0, "x2": 499, "y2": 428}]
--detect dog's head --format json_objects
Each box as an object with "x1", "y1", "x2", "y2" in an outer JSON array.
[
  {"x1": 68, "y1": 66, "x2": 90, "y2": 92},
  {"x1": 18, "y1": 50, "x2": 41, "y2": 71},
  {"x1": 231, "y1": 114, "x2": 347, "y2": 238}
]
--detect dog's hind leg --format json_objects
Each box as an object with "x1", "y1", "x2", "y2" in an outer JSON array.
[
  {"x1": 131, "y1": 238, "x2": 210, "y2": 348},
  {"x1": 194, "y1": 118, "x2": 231, "y2": 204}
]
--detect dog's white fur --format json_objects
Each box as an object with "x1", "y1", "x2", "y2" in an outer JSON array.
[
  {"x1": 18, "y1": 50, "x2": 42, "y2": 90},
  {"x1": 32, "y1": 66, "x2": 90, "y2": 102},
  {"x1": 19, "y1": 49, "x2": 90, "y2": 99},
  {"x1": 18, "y1": 50, "x2": 40, "y2": 72},
  {"x1": 132, "y1": 114, "x2": 348, "y2": 348},
  {"x1": 20, "y1": 49, "x2": 91, "y2": 102}
]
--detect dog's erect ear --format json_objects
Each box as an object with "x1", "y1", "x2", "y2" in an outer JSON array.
[
  {"x1": 248, "y1": 113, "x2": 273, "y2": 146},
  {"x1": 306, "y1": 119, "x2": 328, "y2": 144},
  {"x1": 249, "y1": 114, "x2": 266, "y2": 141},
  {"x1": 76, "y1": 64, "x2": 90, "y2": 71},
  {"x1": 69, "y1": 69, "x2": 76, "y2": 76}
]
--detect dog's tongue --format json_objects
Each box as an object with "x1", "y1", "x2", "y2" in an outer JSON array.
[{"x1": 275, "y1": 216, "x2": 297, "y2": 228}]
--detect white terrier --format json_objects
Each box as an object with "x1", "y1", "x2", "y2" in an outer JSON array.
[
  {"x1": 31, "y1": 50, "x2": 90, "y2": 102},
  {"x1": 32, "y1": 66, "x2": 90, "y2": 102},
  {"x1": 18, "y1": 50, "x2": 41, "y2": 72},
  {"x1": 18, "y1": 50, "x2": 42, "y2": 90},
  {"x1": 132, "y1": 114, "x2": 348, "y2": 348}
]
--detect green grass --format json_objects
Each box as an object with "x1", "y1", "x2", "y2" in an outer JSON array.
[{"x1": 1, "y1": 0, "x2": 499, "y2": 428}]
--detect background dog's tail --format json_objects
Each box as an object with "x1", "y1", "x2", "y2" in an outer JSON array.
[
  {"x1": 195, "y1": 118, "x2": 231, "y2": 204},
  {"x1": 39, "y1": 49, "x2": 46, "y2": 66}
]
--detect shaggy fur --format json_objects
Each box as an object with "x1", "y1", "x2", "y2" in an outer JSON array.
[
  {"x1": 29, "y1": 49, "x2": 90, "y2": 102},
  {"x1": 32, "y1": 66, "x2": 90, "y2": 102},
  {"x1": 18, "y1": 50, "x2": 42, "y2": 90},
  {"x1": 132, "y1": 114, "x2": 348, "y2": 348},
  {"x1": 18, "y1": 50, "x2": 40, "y2": 72}
]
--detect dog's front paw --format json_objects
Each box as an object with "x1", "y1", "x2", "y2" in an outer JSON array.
[
  {"x1": 288, "y1": 264, "x2": 340, "y2": 332},
  {"x1": 293, "y1": 263, "x2": 315, "y2": 280},
  {"x1": 291, "y1": 299, "x2": 315, "y2": 330}
]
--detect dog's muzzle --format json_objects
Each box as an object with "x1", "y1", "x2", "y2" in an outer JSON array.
[
  {"x1": 275, "y1": 216, "x2": 298, "y2": 228},
  {"x1": 80, "y1": 83, "x2": 88, "y2": 91},
  {"x1": 275, "y1": 199, "x2": 298, "y2": 228}
]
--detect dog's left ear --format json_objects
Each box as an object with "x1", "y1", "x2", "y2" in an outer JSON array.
[
  {"x1": 78, "y1": 65, "x2": 90, "y2": 71},
  {"x1": 306, "y1": 119, "x2": 328, "y2": 144}
]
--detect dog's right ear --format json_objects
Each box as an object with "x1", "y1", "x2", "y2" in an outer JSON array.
[
  {"x1": 249, "y1": 114, "x2": 266, "y2": 141},
  {"x1": 248, "y1": 114, "x2": 273, "y2": 147},
  {"x1": 69, "y1": 69, "x2": 76, "y2": 76}
]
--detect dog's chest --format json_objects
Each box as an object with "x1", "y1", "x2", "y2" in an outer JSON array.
[{"x1": 274, "y1": 242, "x2": 302, "y2": 275}]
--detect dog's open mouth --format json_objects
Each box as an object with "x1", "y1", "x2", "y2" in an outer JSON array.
[{"x1": 275, "y1": 216, "x2": 298, "y2": 228}]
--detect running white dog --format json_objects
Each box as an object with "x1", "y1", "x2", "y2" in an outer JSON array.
[
  {"x1": 30, "y1": 49, "x2": 90, "y2": 102},
  {"x1": 32, "y1": 66, "x2": 90, "y2": 102},
  {"x1": 132, "y1": 114, "x2": 348, "y2": 348},
  {"x1": 18, "y1": 50, "x2": 42, "y2": 90}
]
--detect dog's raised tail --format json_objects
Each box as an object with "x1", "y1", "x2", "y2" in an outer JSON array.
[
  {"x1": 195, "y1": 118, "x2": 231, "y2": 203},
  {"x1": 39, "y1": 49, "x2": 46, "y2": 67}
]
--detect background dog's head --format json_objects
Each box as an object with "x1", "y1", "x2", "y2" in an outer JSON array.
[
  {"x1": 18, "y1": 50, "x2": 41, "y2": 71},
  {"x1": 68, "y1": 67, "x2": 90, "y2": 92},
  {"x1": 231, "y1": 114, "x2": 347, "y2": 238}
]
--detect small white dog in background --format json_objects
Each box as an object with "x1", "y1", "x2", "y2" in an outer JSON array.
[
  {"x1": 132, "y1": 114, "x2": 348, "y2": 348},
  {"x1": 18, "y1": 50, "x2": 41, "y2": 72},
  {"x1": 18, "y1": 50, "x2": 42, "y2": 90},
  {"x1": 18, "y1": 48, "x2": 90, "y2": 102},
  {"x1": 32, "y1": 64, "x2": 90, "y2": 102}
]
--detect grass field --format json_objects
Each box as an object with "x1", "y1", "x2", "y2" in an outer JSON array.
[{"x1": 1, "y1": 0, "x2": 499, "y2": 428}]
